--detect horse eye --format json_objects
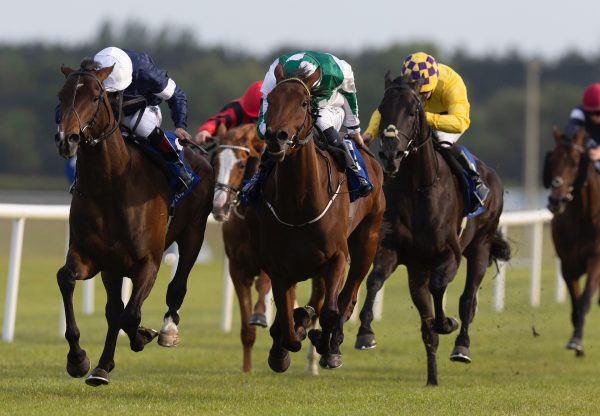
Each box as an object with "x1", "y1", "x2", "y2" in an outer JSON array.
[
  {"x1": 302, "y1": 100, "x2": 309, "y2": 107},
  {"x1": 238, "y1": 162, "x2": 246, "y2": 170}
]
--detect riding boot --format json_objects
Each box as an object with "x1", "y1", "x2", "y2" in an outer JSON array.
[
  {"x1": 240, "y1": 151, "x2": 274, "y2": 205},
  {"x1": 323, "y1": 127, "x2": 373, "y2": 197},
  {"x1": 147, "y1": 127, "x2": 193, "y2": 193},
  {"x1": 456, "y1": 149, "x2": 489, "y2": 211}
]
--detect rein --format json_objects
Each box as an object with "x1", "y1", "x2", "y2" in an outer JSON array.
[{"x1": 66, "y1": 70, "x2": 123, "y2": 146}]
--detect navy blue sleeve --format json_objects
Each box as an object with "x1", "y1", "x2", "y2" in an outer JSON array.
[{"x1": 166, "y1": 85, "x2": 188, "y2": 129}]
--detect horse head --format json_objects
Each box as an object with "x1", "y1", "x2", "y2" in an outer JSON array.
[
  {"x1": 263, "y1": 65, "x2": 319, "y2": 162},
  {"x1": 55, "y1": 59, "x2": 116, "y2": 158},
  {"x1": 546, "y1": 126, "x2": 588, "y2": 214},
  {"x1": 377, "y1": 72, "x2": 428, "y2": 176},
  {"x1": 212, "y1": 124, "x2": 263, "y2": 221}
]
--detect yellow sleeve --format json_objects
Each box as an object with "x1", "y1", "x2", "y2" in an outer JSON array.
[
  {"x1": 425, "y1": 74, "x2": 471, "y2": 134},
  {"x1": 364, "y1": 109, "x2": 381, "y2": 138}
]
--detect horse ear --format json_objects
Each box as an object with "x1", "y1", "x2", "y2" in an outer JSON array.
[
  {"x1": 61, "y1": 65, "x2": 74, "y2": 78},
  {"x1": 552, "y1": 126, "x2": 561, "y2": 142},
  {"x1": 216, "y1": 123, "x2": 227, "y2": 139},
  {"x1": 274, "y1": 63, "x2": 285, "y2": 84},
  {"x1": 414, "y1": 77, "x2": 425, "y2": 93},
  {"x1": 96, "y1": 64, "x2": 115, "y2": 83},
  {"x1": 384, "y1": 70, "x2": 394, "y2": 89}
]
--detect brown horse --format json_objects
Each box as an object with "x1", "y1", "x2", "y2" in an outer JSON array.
[
  {"x1": 354, "y1": 73, "x2": 510, "y2": 385},
  {"x1": 55, "y1": 61, "x2": 214, "y2": 385},
  {"x1": 546, "y1": 127, "x2": 600, "y2": 356},
  {"x1": 211, "y1": 123, "x2": 272, "y2": 372},
  {"x1": 245, "y1": 67, "x2": 386, "y2": 372}
]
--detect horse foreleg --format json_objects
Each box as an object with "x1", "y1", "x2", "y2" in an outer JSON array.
[
  {"x1": 451, "y1": 242, "x2": 489, "y2": 364},
  {"x1": 355, "y1": 246, "x2": 398, "y2": 350},
  {"x1": 313, "y1": 252, "x2": 346, "y2": 369},
  {"x1": 430, "y1": 254, "x2": 459, "y2": 335},
  {"x1": 123, "y1": 261, "x2": 160, "y2": 352},
  {"x1": 86, "y1": 272, "x2": 124, "y2": 387},
  {"x1": 408, "y1": 267, "x2": 439, "y2": 386},
  {"x1": 231, "y1": 263, "x2": 257, "y2": 372},
  {"x1": 249, "y1": 271, "x2": 271, "y2": 328},
  {"x1": 267, "y1": 281, "x2": 297, "y2": 373},
  {"x1": 57, "y1": 263, "x2": 92, "y2": 378},
  {"x1": 161, "y1": 229, "x2": 207, "y2": 347},
  {"x1": 570, "y1": 256, "x2": 600, "y2": 357},
  {"x1": 563, "y1": 265, "x2": 583, "y2": 354}
]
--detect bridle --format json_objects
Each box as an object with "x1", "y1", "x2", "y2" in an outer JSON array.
[
  {"x1": 379, "y1": 83, "x2": 432, "y2": 160},
  {"x1": 266, "y1": 77, "x2": 316, "y2": 156},
  {"x1": 64, "y1": 70, "x2": 122, "y2": 146},
  {"x1": 548, "y1": 139, "x2": 587, "y2": 203},
  {"x1": 213, "y1": 143, "x2": 252, "y2": 204}
]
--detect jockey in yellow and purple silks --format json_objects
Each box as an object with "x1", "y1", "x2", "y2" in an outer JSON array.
[{"x1": 364, "y1": 52, "x2": 488, "y2": 211}]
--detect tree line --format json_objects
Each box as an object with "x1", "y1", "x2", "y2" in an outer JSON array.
[{"x1": 1, "y1": 21, "x2": 599, "y2": 186}]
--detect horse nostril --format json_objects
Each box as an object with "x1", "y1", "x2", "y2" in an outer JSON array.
[
  {"x1": 68, "y1": 134, "x2": 80, "y2": 144},
  {"x1": 54, "y1": 132, "x2": 62, "y2": 143},
  {"x1": 378, "y1": 151, "x2": 386, "y2": 160},
  {"x1": 276, "y1": 130, "x2": 289, "y2": 142}
]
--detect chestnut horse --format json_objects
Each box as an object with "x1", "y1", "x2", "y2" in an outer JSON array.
[
  {"x1": 545, "y1": 127, "x2": 600, "y2": 356},
  {"x1": 354, "y1": 74, "x2": 510, "y2": 385},
  {"x1": 211, "y1": 123, "x2": 272, "y2": 371},
  {"x1": 245, "y1": 68, "x2": 386, "y2": 372},
  {"x1": 55, "y1": 62, "x2": 214, "y2": 386}
]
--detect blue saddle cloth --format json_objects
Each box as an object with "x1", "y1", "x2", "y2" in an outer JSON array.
[
  {"x1": 457, "y1": 145, "x2": 485, "y2": 218},
  {"x1": 131, "y1": 131, "x2": 200, "y2": 208},
  {"x1": 343, "y1": 138, "x2": 372, "y2": 203}
]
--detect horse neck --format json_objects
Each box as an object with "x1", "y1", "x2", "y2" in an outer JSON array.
[
  {"x1": 76, "y1": 109, "x2": 130, "y2": 192},
  {"x1": 272, "y1": 140, "x2": 328, "y2": 211},
  {"x1": 578, "y1": 164, "x2": 600, "y2": 218},
  {"x1": 400, "y1": 128, "x2": 438, "y2": 190}
]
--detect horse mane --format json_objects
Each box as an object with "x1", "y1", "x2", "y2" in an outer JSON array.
[{"x1": 79, "y1": 58, "x2": 100, "y2": 72}]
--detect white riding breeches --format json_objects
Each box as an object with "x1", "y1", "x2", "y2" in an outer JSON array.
[
  {"x1": 435, "y1": 130, "x2": 463, "y2": 146},
  {"x1": 123, "y1": 105, "x2": 163, "y2": 138},
  {"x1": 315, "y1": 106, "x2": 345, "y2": 132}
]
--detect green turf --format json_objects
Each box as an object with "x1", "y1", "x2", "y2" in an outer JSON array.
[{"x1": 0, "y1": 220, "x2": 599, "y2": 415}]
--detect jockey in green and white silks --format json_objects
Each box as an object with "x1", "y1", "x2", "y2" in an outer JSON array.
[
  {"x1": 241, "y1": 51, "x2": 372, "y2": 204},
  {"x1": 257, "y1": 51, "x2": 361, "y2": 139}
]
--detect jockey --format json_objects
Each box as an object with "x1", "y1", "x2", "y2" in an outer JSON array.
[
  {"x1": 562, "y1": 83, "x2": 600, "y2": 165},
  {"x1": 194, "y1": 81, "x2": 263, "y2": 143},
  {"x1": 56, "y1": 46, "x2": 194, "y2": 192},
  {"x1": 364, "y1": 52, "x2": 489, "y2": 212},
  {"x1": 242, "y1": 51, "x2": 373, "y2": 203}
]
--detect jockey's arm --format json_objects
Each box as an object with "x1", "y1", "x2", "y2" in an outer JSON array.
[{"x1": 425, "y1": 82, "x2": 470, "y2": 134}]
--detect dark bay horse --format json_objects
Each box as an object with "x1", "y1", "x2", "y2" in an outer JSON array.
[
  {"x1": 355, "y1": 73, "x2": 510, "y2": 385},
  {"x1": 55, "y1": 62, "x2": 214, "y2": 385},
  {"x1": 245, "y1": 67, "x2": 386, "y2": 372},
  {"x1": 546, "y1": 127, "x2": 600, "y2": 356},
  {"x1": 211, "y1": 123, "x2": 272, "y2": 372}
]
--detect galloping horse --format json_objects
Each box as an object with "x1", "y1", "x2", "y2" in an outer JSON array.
[
  {"x1": 355, "y1": 73, "x2": 510, "y2": 385},
  {"x1": 211, "y1": 123, "x2": 272, "y2": 372},
  {"x1": 545, "y1": 127, "x2": 600, "y2": 356},
  {"x1": 245, "y1": 67, "x2": 386, "y2": 372},
  {"x1": 55, "y1": 61, "x2": 214, "y2": 385}
]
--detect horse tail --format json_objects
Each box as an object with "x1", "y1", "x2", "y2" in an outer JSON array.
[{"x1": 488, "y1": 228, "x2": 511, "y2": 267}]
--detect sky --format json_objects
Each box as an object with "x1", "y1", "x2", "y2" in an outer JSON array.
[{"x1": 2, "y1": 0, "x2": 600, "y2": 60}]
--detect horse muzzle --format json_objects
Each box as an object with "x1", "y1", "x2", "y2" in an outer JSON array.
[
  {"x1": 55, "y1": 131, "x2": 80, "y2": 159},
  {"x1": 547, "y1": 194, "x2": 572, "y2": 214}
]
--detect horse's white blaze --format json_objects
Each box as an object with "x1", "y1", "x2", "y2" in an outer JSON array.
[{"x1": 213, "y1": 149, "x2": 238, "y2": 208}]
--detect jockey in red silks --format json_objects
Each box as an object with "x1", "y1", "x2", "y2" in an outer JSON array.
[{"x1": 194, "y1": 81, "x2": 263, "y2": 144}]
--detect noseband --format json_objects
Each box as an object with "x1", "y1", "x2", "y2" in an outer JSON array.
[
  {"x1": 379, "y1": 84, "x2": 430, "y2": 160},
  {"x1": 64, "y1": 70, "x2": 122, "y2": 146}
]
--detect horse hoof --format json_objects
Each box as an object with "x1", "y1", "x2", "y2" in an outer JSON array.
[
  {"x1": 435, "y1": 317, "x2": 459, "y2": 334},
  {"x1": 308, "y1": 329, "x2": 325, "y2": 355},
  {"x1": 319, "y1": 353, "x2": 343, "y2": 369},
  {"x1": 566, "y1": 338, "x2": 583, "y2": 353},
  {"x1": 355, "y1": 333, "x2": 377, "y2": 350},
  {"x1": 450, "y1": 345, "x2": 472, "y2": 363},
  {"x1": 66, "y1": 354, "x2": 90, "y2": 378},
  {"x1": 293, "y1": 306, "x2": 316, "y2": 329},
  {"x1": 249, "y1": 313, "x2": 268, "y2": 328},
  {"x1": 158, "y1": 331, "x2": 180, "y2": 347},
  {"x1": 131, "y1": 327, "x2": 159, "y2": 351},
  {"x1": 268, "y1": 351, "x2": 291, "y2": 373},
  {"x1": 85, "y1": 367, "x2": 110, "y2": 387}
]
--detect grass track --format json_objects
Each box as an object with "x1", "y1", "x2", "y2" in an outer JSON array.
[{"x1": 1, "y1": 220, "x2": 600, "y2": 415}]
